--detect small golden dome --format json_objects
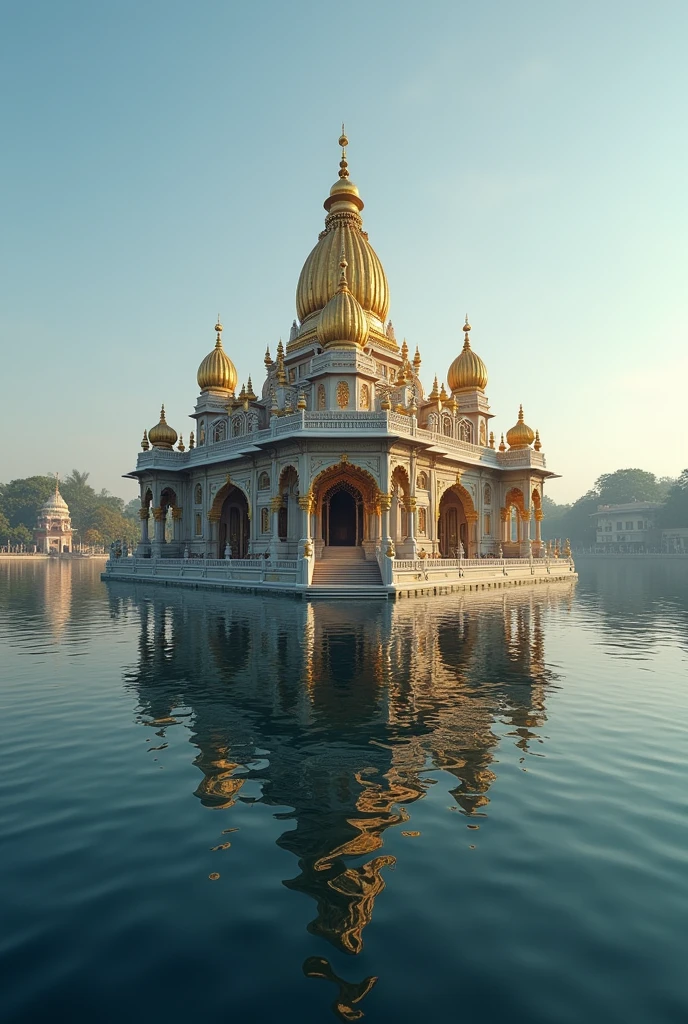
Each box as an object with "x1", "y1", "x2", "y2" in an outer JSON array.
[
  {"x1": 506, "y1": 405, "x2": 536, "y2": 450},
  {"x1": 149, "y1": 405, "x2": 178, "y2": 450},
  {"x1": 197, "y1": 320, "x2": 238, "y2": 393},
  {"x1": 316, "y1": 253, "x2": 369, "y2": 349},
  {"x1": 447, "y1": 317, "x2": 488, "y2": 393}
]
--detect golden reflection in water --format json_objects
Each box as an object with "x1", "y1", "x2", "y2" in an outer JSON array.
[
  {"x1": 117, "y1": 581, "x2": 574, "y2": 993},
  {"x1": 303, "y1": 956, "x2": 378, "y2": 1022}
]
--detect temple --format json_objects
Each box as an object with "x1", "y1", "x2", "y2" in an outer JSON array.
[
  {"x1": 35, "y1": 477, "x2": 73, "y2": 554},
  {"x1": 106, "y1": 130, "x2": 574, "y2": 596}
]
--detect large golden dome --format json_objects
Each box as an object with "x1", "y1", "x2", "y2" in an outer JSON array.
[
  {"x1": 149, "y1": 405, "x2": 178, "y2": 450},
  {"x1": 317, "y1": 254, "x2": 369, "y2": 349},
  {"x1": 294, "y1": 130, "x2": 390, "y2": 344},
  {"x1": 506, "y1": 405, "x2": 535, "y2": 450},
  {"x1": 197, "y1": 320, "x2": 238, "y2": 393},
  {"x1": 447, "y1": 319, "x2": 488, "y2": 393}
]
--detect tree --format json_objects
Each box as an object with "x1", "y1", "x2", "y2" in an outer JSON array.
[
  {"x1": 0, "y1": 476, "x2": 54, "y2": 529},
  {"x1": 84, "y1": 528, "x2": 104, "y2": 549},
  {"x1": 65, "y1": 469, "x2": 91, "y2": 488},
  {"x1": 657, "y1": 470, "x2": 688, "y2": 528},
  {"x1": 595, "y1": 469, "x2": 663, "y2": 506},
  {"x1": 9, "y1": 524, "x2": 33, "y2": 547},
  {"x1": 560, "y1": 490, "x2": 600, "y2": 548},
  {"x1": 541, "y1": 495, "x2": 570, "y2": 541}
]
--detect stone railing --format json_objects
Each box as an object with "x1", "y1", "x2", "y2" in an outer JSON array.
[{"x1": 134, "y1": 411, "x2": 547, "y2": 472}]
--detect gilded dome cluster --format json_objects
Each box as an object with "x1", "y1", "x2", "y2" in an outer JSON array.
[
  {"x1": 295, "y1": 129, "x2": 390, "y2": 340},
  {"x1": 447, "y1": 318, "x2": 488, "y2": 393},
  {"x1": 148, "y1": 404, "x2": 178, "y2": 450},
  {"x1": 506, "y1": 405, "x2": 535, "y2": 450},
  {"x1": 197, "y1": 320, "x2": 238, "y2": 393},
  {"x1": 316, "y1": 253, "x2": 369, "y2": 350}
]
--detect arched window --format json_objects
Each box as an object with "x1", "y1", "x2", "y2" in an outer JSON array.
[
  {"x1": 194, "y1": 513, "x2": 202, "y2": 537},
  {"x1": 232, "y1": 417, "x2": 243, "y2": 437},
  {"x1": 260, "y1": 507, "x2": 269, "y2": 533},
  {"x1": 483, "y1": 484, "x2": 492, "y2": 505},
  {"x1": 198, "y1": 420, "x2": 206, "y2": 446},
  {"x1": 442, "y1": 416, "x2": 453, "y2": 437},
  {"x1": 479, "y1": 421, "x2": 487, "y2": 446},
  {"x1": 212, "y1": 420, "x2": 226, "y2": 443},
  {"x1": 194, "y1": 483, "x2": 202, "y2": 505},
  {"x1": 258, "y1": 472, "x2": 270, "y2": 490},
  {"x1": 418, "y1": 507, "x2": 427, "y2": 534},
  {"x1": 459, "y1": 419, "x2": 473, "y2": 443},
  {"x1": 417, "y1": 471, "x2": 428, "y2": 490}
]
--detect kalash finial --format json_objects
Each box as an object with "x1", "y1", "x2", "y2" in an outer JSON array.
[
  {"x1": 338, "y1": 123, "x2": 349, "y2": 180},
  {"x1": 338, "y1": 249, "x2": 350, "y2": 289},
  {"x1": 463, "y1": 315, "x2": 471, "y2": 348},
  {"x1": 215, "y1": 316, "x2": 223, "y2": 347}
]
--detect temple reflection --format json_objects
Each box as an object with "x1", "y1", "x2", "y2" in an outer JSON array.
[{"x1": 113, "y1": 581, "x2": 571, "y2": 985}]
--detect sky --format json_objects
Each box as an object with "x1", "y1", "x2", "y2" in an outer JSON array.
[{"x1": 1, "y1": 0, "x2": 686, "y2": 504}]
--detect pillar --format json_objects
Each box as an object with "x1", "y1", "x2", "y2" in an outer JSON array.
[
  {"x1": 269, "y1": 495, "x2": 282, "y2": 559},
  {"x1": 208, "y1": 511, "x2": 220, "y2": 558},
  {"x1": 405, "y1": 497, "x2": 418, "y2": 557},
  {"x1": 152, "y1": 506, "x2": 164, "y2": 544},
  {"x1": 172, "y1": 506, "x2": 183, "y2": 543},
  {"x1": 298, "y1": 494, "x2": 314, "y2": 584},
  {"x1": 534, "y1": 509, "x2": 543, "y2": 554}
]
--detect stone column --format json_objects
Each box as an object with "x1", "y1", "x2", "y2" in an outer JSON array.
[
  {"x1": 405, "y1": 497, "x2": 418, "y2": 557},
  {"x1": 298, "y1": 494, "x2": 314, "y2": 584},
  {"x1": 139, "y1": 507, "x2": 150, "y2": 545},
  {"x1": 269, "y1": 495, "x2": 282, "y2": 559},
  {"x1": 379, "y1": 492, "x2": 394, "y2": 585},
  {"x1": 534, "y1": 509, "x2": 543, "y2": 555},
  {"x1": 207, "y1": 511, "x2": 220, "y2": 558},
  {"x1": 467, "y1": 512, "x2": 478, "y2": 558},
  {"x1": 500, "y1": 508, "x2": 509, "y2": 544},
  {"x1": 152, "y1": 506, "x2": 164, "y2": 544},
  {"x1": 172, "y1": 506, "x2": 183, "y2": 543}
]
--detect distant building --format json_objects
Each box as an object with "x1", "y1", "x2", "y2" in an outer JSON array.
[
  {"x1": 592, "y1": 501, "x2": 661, "y2": 552},
  {"x1": 35, "y1": 481, "x2": 73, "y2": 554},
  {"x1": 661, "y1": 528, "x2": 688, "y2": 553}
]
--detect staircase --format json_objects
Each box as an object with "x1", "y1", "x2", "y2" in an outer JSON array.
[{"x1": 308, "y1": 547, "x2": 387, "y2": 598}]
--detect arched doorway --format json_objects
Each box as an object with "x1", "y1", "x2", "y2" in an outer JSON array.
[
  {"x1": 218, "y1": 486, "x2": 250, "y2": 558},
  {"x1": 438, "y1": 489, "x2": 468, "y2": 557},
  {"x1": 322, "y1": 482, "x2": 364, "y2": 546}
]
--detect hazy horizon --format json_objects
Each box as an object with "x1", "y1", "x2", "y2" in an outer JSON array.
[{"x1": 1, "y1": 1, "x2": 686, "y2": 503}]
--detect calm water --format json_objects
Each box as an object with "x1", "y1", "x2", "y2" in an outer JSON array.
[{"x1": 1, "y1": 558, "x2": 687, "y2": 1023}]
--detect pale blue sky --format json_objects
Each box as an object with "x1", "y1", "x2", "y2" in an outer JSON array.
[{"x1": 1, "y1": 0, "x2": 686, "y2": 502}]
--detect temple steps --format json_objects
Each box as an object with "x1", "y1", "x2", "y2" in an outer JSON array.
[{"x1": 310, "y1": 547, "x2": 384, "y2": 590}]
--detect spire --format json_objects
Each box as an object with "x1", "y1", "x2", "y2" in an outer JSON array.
[
  {"x1": 413, "y1": 346, "x2": 421, "y2": 370},
  {"x1": 264, "y1": 345, "x2": 272, "y2": 368},
  {"x1": 141, "y1": 429, "x2": 149, "y2": 451},
  {"x1": 338, "y1": 250, "x2": 350, "y2": 290},
  {"x1": 54, "y1": 472, "x2": 59, "y2": 498},
  {"x1": 215, "y1": 317, "x2": 223, "y2": 348},
  {"x1": 534, "y1": 429, "x2": 542, "y2": 451},
  {"x1": 177, "y1": 434, "x2": 185, "y2": 452},
  {"x1": 498, "y1": 433, "x2": 506, "y2": 452},
  {"x1": 338, "y1": 124, "x2": 349, "y2": 179}
]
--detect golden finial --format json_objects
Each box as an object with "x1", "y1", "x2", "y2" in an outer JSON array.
[
  {"x1": 189, "y1": 431, "x2": 195, "y2": 449},
  {"x1": 518, "y1": 403, "x2": 524, "y2": 421},
  {"x1": 439, "y1": 382, "x2": 448, "y2": 402},
  {"x1": 338, "y1": 124, "x2": 349, "y2": 179},
  {"x1": 413, "y1": 346, "x2": 421, "y2": 369},
  {"x1": 141, "y1": 429, "x2": 149, "y2": 451},
  {"x1": 498, "y1": 433, "x2": 506, "y2": 451},
  {"x1": 214, "y1": 317, "x2": 223, "y2": 346},
  {"x1": 489, "y1": 430, "x2": 495, "y2": 449},
  {"x1": 429, "y1": 375, "x2": 439, "y2": 401},
  {"x1": 401, "y1": 339, "x2": 409, "y2": 361},
  {"x1": 177, "y1": 434, "x2": 185, "y2": 452},
  {"x1": 160, "y1": 404, "x2": 166, "y2": 421},
  {"x1": 264, "y1": 345, "x2": 272, "y2": 367},
  {"x1": 276, "y1": 339, "x2": 284, "y2": 357},
  {"x1": 534, "y1": 429, "x2": 542, "y2": 451},
  {"x1": 297, "y1": 391, "x2": 307, "y2": 410},
  {"x1": 246, "y1": 376, "x2": 256, "y2": 401},
  {"x1": 338, "y1": 249, "x2": 349, "y2": 289}
]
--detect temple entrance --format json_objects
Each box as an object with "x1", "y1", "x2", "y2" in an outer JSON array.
[
  {"x1": 218, "y1": 486, "x2": 250, "y2": 558},
  {"x1": 322, "y1": 483, "x2": 364, "y2": 547},
  {"x1": 438, "y1": 488, "x2": 470, "y2": 557}
]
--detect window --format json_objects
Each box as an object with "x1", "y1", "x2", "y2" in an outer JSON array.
[
  {"x1": 625, "y1": 521, "x2": 633, "y2": 531},
  {"x1": 418, "y1": 507, "x2": 427, "y2": 534},
  {"x1": 616, "y1": 521, "x2": 623, "y2": 530},
  {"x1": 637, "y1": 521, "x2": 644, "y2": 530},
  {"x1": 212, "y1": 421, "x2": 226, "y2": 443},
  {"x1": 194, "y1": 484, "x2": 202, "y2": 505},
  {"x1": 442, "y1": 416, "x2": 452, "y2": 437},
  {"x1": 484, "y1": 513, "x2": 491, "y2": 536},
  {"x1": 484, "y1": 484, "x2": 492, "y2": 505},
  {"x1": 258, "y1": 471, "x2": 270, "y2": 490},
  {"x1": 605, "y1": 523, "x2": 612, "y2": 532},
  {"x1": 288, "y1": 367, "x2": 296, "y2": 383},
  {"x1": 417, "y1": 471, "x2": 428, "y2": 490},
  {"x1": 194, "y1": 513, "x2": 202, "y2": 537},
  {"x1": 459, "y1": 419, "x2": 473, "y2": 443},
  {"x1": 232, "y1": 418, "x2": 243, "y2": 437},
  {"x1": 260, "y1": 507, "x2": 269, "y2": 533}
]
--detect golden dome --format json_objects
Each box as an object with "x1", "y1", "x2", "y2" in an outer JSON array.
[
  {"x1": 294, "y1": 130, "x2": 390, "y2": 338},
  {"x1": 197, "y1": 320, "x2": 238, "y2": 393},
  {"x1": 506, "y1": 405, "x2": 535, "y2": 450},
  {"x1": 447, "y1": 318, "x2": 488, "y2": 393},
  {"x1": 317, "y1": 254, "x2": 369, "y2": 349},
  {"x1": 149, "y1": 405, "x2": 178, "y2": 450}
]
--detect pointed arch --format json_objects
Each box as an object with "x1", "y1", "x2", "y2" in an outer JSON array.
[
  {"x1": 278, "y1": 464, "x2": 299, "y2": 492},
  {"x1": 309, "y1": 460, "x2": 381, "y2": 504},
  {"x1": 391, "y1": 464, "x2": 411, "y2": 498},
  {"x1": 503, "y1": 487, "x2": 526, "y2": 514},
  {"x1": 447, "y1": 481, "x2": 478, "y2": 520},
  {"x1": 208, "y1": 478, "x2": 251, "y2": 520}
]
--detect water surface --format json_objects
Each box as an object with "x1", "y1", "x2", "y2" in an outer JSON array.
[{"x1": 1, "y1": 557, "x2": 687, "y2": 1023}]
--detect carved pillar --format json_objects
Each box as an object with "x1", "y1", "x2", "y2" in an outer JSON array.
[
  {"x1": 207, "y1": 510, "x2": 221, "y2": 557},
  {"x1": 139, "y1": 506, "x2": 150, "y2": 545},
  {"x1": 152, "y1": 506, "x2": 164, "y2": 544},
  {"x1": 171, "y1": 505, "x2": 183, "y2": 543},
  {"x1": 500, "y1": 507, "x2": 509, "y2": 544},
  {"x1": 466, "y1": 512, "x2": 478, "y2": 558},
  {"x1": 269, "y1": 495, "x2": 282, "y2": 558},
  {"x1": 379, "y1": 493, "x2": 393, "y2": 551},
  {"x1": 404, "y1": 497, "x2": 418, "y2": 557}
]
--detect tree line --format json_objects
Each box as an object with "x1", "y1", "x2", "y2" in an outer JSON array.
[
  {"x1": 542, "y1": 468, "x2": 687, "y2": 546},
  {"x1": 0, "y1": 471, "x2": 139, "y2": 549}
]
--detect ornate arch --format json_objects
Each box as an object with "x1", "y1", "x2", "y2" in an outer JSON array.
[
  {"x1": 310, "y1": 459, "x2": 381, "y2": 506},
  {"x1": 278, "y1": 464, "x2": 299, "y2": 491},
  {"x1": 159, "y1": 486, "x2": 177, "y2": 510},
  {"x1": 208, "y1": 478, "x2": 251, "y2": 521},
  {"x1": 444, "y1": 481, "x2": 478, "y2": 522},
  {"x1": 142, "y1": 487, "x2": 153, "y2": 508},
  {"x1": 391, "y1": 464, "x2": 411, "y2": 498},
  {"x1": 502, "y1": 486, "x2": 528, "y2": 523}
]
